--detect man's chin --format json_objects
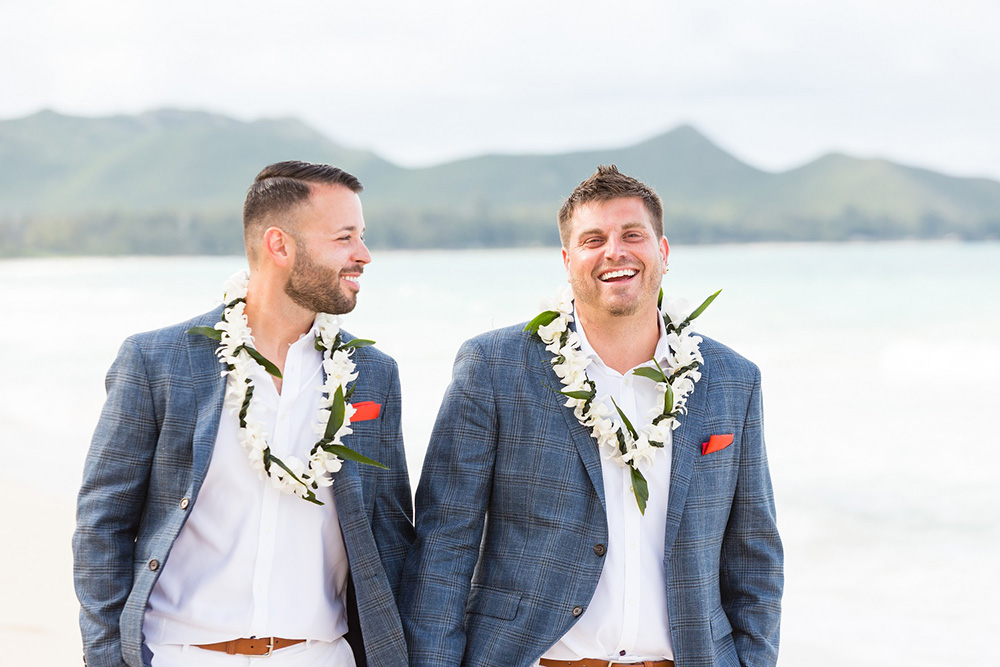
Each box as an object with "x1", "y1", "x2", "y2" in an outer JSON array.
[{"x1": 326, "y1": 294, "x2": 358, "y2": 315}]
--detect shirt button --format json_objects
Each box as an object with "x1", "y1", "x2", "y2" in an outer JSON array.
[
  {"x1": 593, "y1": 543, "x2": 606, "y2": 557},
  {"x1": 179, "y1": 497, "x2": 190, "y2": 510},
  {"x1": 571, "y1": 605, "x2": 584, "y2": 617},
  {"x1": 148, "y1": 559, "x2": 159, "y2": 571}
]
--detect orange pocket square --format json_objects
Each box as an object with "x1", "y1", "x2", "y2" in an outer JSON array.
[
  {"x1": 702, "y1": 433, "x2": 734, "y2": 455},
  {"x1": 349, "y1": 401, "x2": 382, "y2": 422}
]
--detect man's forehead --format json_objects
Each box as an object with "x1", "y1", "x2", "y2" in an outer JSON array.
[
  {"x1": 300, "y1": 184, "x2": 364, "y2": 225},
  {"x1": 571, "y1": 198, "x2": 653, "y2": 230}
]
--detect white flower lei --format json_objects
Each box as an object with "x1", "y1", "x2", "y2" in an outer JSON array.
[
  {"x1": 525, "y1": 284, "x2": 720, "y2": 513},
  {"x1": 188, "y1": 270, "x2": 382, "y2": 505}
]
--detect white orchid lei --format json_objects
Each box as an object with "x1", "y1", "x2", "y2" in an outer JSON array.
[
  {"x1": 187, "y1": 270, "x2": 385, "y2": 505},
  {"x1": 524, "y1": 285, "x2": 720, "y2": 514}
]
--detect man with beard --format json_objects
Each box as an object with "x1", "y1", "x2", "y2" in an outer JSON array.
[
  {"x1": 74, "y1": 161, "x2": 413, "y2": 667},
  {"x1": 400, "y1": 165, "x2": 782, "y2": 666}
]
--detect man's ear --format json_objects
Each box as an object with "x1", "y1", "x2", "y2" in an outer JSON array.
[{"x1": 262, "y1": 226, "x2": 294, "y2": 268}]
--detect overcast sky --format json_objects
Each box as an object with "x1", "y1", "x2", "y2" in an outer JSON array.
[{"x1": 2, "y1": 0, "x2": 998, "y2": 179}]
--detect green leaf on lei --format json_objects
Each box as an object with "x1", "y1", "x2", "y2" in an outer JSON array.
[
  {"x1": 523, "y1": 310, "x2": 560, "y2": 333},
  {"x1": 542, "y1": 381, "x2": 593, "y2": 402},
  {"x1": 241, "y1": 345, "x2": 283, "y2": 379},
  {"x1": 321, "y1": 444, "x2": 388, "y2": 469},
  {"x1": 687, "y1": 288, "x2": 722, "y2": 322},
  {"x1": 632, "y1": 367, "x2": 667, "y2": 383},
  {"x1": 324, "y1": 385, "x2": 346, "y2": 440},
  {"x1": 630, "y1": 466, "x2": 649, "y2": 515},
  {"x1": 340, "y1": 338, "x2": 376, "y2": 349},
  {"x1": 559, "y1": 389, "x2": 593, "y2": 400},
  {"x1": 186, "y1": 325, "x2": 222, "y2": 341},
  {"x1": 611, "y1": 397, "x2": 639, "y2": 441},
  {"x1": 274, "y1": 461, "x2": 319, "y2": 501}
]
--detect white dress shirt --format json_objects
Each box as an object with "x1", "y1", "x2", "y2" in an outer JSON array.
[
  {"x1": 143, "y1": 324, "x2": 351, "y2": 646},
  {"x1": 542, "y1": 310, "x2": 674, "y2": 662}
]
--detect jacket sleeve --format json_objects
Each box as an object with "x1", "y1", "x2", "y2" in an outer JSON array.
[
  {"x1": 371, "y1": 358, "x2": 415, "y2": 598},
  {"x1": 720, "y1": 366, "x2": 783, "y2": 666},
  {"x1": 398, "y1": 338, "x2": 497, "y2": 666},
  {"x1": 72, "y1": 337, "x2": 159, "y2": 667}
]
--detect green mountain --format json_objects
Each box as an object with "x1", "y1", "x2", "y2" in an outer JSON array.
[
  {"x1": 1, "y1": 109, "x2": 997, "y2": 256},
  {"x1": 0, "y1": 109, "x2": 396, "y2": 216}
]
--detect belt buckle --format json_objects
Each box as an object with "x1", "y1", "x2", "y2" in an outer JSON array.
[{"x1": 265, "y1": 637, "x2": 276, "y2": 656}]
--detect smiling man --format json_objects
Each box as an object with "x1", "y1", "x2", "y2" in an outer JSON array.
[
  {"x1": 73, "y1": 161, "x2": 413, "y2": 667},
  {"x1": 400, "y1": 165, "x2": 783, "y2": 666}
]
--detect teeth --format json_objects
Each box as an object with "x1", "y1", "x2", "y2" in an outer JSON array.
[
  {"x1": 600, "y1": 269, "x2": 637, "y2": 281},
  {"x1": 342, "y1": 276, "x2": 359, "y2": 284}
]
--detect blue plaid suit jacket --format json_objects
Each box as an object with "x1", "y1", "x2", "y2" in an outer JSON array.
[
  {"x1": 73, "y1": 307, "x2": 413, "y2": 667},
  {"x1": 399, "y1": 323, "x2": 782, "y2": 667}
]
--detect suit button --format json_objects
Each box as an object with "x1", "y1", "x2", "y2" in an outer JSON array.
[
  {"x1": 571, "y1": 605, "x2": 584, "y2": 617},
  {"x1": 593, "y1": 543, "x2": 606, "y2": 557},
  {"x1": 149, "y1": 559, "x2": 159, "y2": 571},
  {"x1": 179, "y1": 497, "x2": 190, "y2": 510}
]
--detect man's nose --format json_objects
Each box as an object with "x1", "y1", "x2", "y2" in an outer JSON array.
[
  {"x1": 604, "y1": 236, "x2": 626, "y2": 259},
  {"x1": 355, "y1": 239, "x2": 372, "y2": 265}
]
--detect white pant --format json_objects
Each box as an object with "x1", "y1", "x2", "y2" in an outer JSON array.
[{"x1": 148, "y1": 638, "x2": 356, "y2": 666}]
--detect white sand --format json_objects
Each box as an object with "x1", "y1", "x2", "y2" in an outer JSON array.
[{"x1": 0, "y1": 484, "x2": 82, "y2": 665}]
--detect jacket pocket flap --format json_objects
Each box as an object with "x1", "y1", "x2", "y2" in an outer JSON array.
[
  {"x1": 710, "y1": 606, "x2": 733, "y2": 640},
  {"x1": 467, "y1": 585, "x2": 522, "y2": 620}
]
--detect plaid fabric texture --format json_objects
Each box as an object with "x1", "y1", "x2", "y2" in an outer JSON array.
[
  {"x1": 72, "y1": 307, "x2": 413, "y2": 667},
  {"x1": 400, "y1": 324, "x2": 782, "y2": 667}
]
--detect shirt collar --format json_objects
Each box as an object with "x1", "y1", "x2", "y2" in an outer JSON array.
[
  {"x1": 291, "y1": 319, "x2": 322, "y2": 351},
  {"x1": 573, "y1": 304, "x2": 670, "y2": 372}
]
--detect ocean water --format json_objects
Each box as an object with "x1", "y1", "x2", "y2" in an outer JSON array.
[{"x1": 1, "y1": 242, "x2": 997, "y2": 665}]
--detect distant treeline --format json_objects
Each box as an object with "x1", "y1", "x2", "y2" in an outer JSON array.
[
  {"x1": 4, "y1": 111, "x2": 1000, "y2": 256},
  {"x1": 3, "y1": 209, "x2": 996, "y2": 257}
]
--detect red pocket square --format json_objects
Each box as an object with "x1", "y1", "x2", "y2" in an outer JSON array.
[
  {"x1": 349, "y1": 401, "x2": 382, "y2": 422},
  {"x1": 702, "y1": 433, "x2": 734, "y2": 455}
]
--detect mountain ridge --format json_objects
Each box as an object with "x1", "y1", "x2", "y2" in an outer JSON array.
[{"x1": 1, "y1": 109, "x2": 997, "y2": 255}]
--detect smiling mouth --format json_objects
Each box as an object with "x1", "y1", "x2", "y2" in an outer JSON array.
[
  {"x1": 599, "y1": 268, "x2": 638, "y2": 282},
  {"x1": 341, "y1": 275, "x2": 361, "y2": 286}
]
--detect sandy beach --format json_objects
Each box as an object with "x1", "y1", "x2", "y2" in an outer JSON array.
[{"x1": 0, "y1": 483, "x2": 81, "y2": 664}]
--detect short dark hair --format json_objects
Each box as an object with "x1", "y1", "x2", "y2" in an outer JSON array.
[
  {"x1": 243, "y1": 161, "x2": 363, "y2": 261},
  {"x1": 557, "y1": 164, "x2": 663, "y2": 246}
]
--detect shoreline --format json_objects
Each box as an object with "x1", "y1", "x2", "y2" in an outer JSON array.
[{"x1": 0, "y1": 481, "x2": 81, "y2": 664}]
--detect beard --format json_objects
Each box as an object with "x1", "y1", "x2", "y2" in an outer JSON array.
[
  {"x1": 570, "y1": 263, "x2": 662, "y2": 318},
  {"x1": 284, "y1": 244, "x2": 360, "y2": 315}
]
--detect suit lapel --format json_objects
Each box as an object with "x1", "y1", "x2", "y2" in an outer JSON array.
[
  {"x1": 331, "y1": 341, "x2": 376, "y2": 524},
  {"x1": 530, "y1": 334, "x2": 607, "y2": 512},
  {"x1": 186, "y1": 308, "x2": 227, "y2": 487},
  {"x1": 662, "y1": 363, "x2": 710, "y2": 561}
]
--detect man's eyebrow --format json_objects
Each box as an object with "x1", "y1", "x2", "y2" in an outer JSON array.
[
  {"x1": 577, "y1": 221, "x2": 646, "y2": 237},
  {"x1": 332, "y1": 223, "x2": 362, "y2": 233}
]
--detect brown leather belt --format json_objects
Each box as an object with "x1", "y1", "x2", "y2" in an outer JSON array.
[
  {"x1": 539, "y1": 659, "x2": 674, "y2": 667},
  {"x1": 194, "y1": 637, "x2": 306, "y2": 656}
]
